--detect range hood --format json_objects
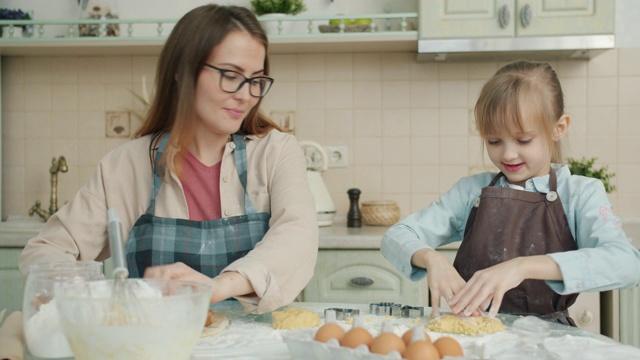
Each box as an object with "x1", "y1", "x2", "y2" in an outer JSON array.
[{"x1": 417, "y1": 34, "x2": 615, "y2": 62}]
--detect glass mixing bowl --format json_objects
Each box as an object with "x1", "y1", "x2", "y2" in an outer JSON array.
[
  {"x1": 54, "y1": 278, "x2": 212, "y2": 360},
  {"x1": 23, "y1": 260, "x2": 105, "y2": 359}
]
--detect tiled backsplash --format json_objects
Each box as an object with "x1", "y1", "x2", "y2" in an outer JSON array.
[{"x1": 2, "y1": 48, "x2": 640, "y2": 221}]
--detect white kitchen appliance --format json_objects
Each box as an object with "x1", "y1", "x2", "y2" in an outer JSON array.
[{"x1": 299, "y1": 141, "x2": 336, "y2": 226}]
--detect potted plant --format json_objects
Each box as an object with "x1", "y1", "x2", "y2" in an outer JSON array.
[
  {"x1": 566, "y1": 157, "x2": 616, "y2": 193},
  {"x1": 0, "y1": 8, "x2": 33, "y2": 38},
  {"x1": 250, "y1": 0, "x2": 306, "y2": 35},
  {"x1": 250, "y1": 0, "x2": 306, "y2": 16}
]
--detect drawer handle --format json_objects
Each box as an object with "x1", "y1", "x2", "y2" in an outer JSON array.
[
  {"x1": 579, "y1": 310, "x2": 593, "y2": 324},
  {"x1": 350, "y1": 277, "x2": 374, "y2": 287}
]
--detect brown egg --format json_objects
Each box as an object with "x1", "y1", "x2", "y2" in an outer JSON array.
[
  {"x1": 370, "y1": 332, "x2": 406, "y2": 356},
  {"x1": 402, "y1": 328, "x2": 432, "y2": 345},
  {"x1": 314, "y1": 322, "x2": 345, "y2": 343},
  {"x1": 340, "y1": 327, "x2": 373, "y2": 349},
  {"x1": 404, "y1": 340, "x2": 440, "y2": 360},
  {"x1": 433, "y1": 336, "x2": 464, "y2": 358}
]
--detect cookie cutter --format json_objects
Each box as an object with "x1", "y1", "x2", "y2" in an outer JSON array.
[
  {"x1": 369, "y1": 302, "x2": 424, "y2": 318},
  {"x1": 400, "y1": 305, "x2": 425, "y2": 318},
  {"x1": 324, "y1": 308, "x2": 360, "y2": 321},
  {"x1": 369, "y1": 302, "x2": 402, "y2": 316}
]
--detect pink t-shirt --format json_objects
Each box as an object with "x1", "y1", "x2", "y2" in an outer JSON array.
[{"x1": 181, "y1": 151, "x2": 222, "y2": 221}]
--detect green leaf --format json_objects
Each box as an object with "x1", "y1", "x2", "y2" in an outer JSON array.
[{"x1": 566, "y1": 157, "x2": 616, "y2": 193}]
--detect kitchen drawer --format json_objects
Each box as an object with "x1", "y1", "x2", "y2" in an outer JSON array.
[{"x1": 303, "y1": 250, "x2": 424, "y2": 305}]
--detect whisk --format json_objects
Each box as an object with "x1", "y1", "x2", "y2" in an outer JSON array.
[{"x1": 107, "y1": 208, "x2": 139, "y2": 325}]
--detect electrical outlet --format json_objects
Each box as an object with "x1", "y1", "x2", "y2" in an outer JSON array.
[
  {"x1": 105, "y1": 111, "x2": 130, "y2": 138},
  {"x1": 270, "y1": 110, "x2": 296, "y2": 134},
  {"x1": 325, "y1": 146, "x2": 348, "y2": 168}
]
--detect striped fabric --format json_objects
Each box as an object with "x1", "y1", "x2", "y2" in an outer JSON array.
[{"x1": 125, "y1": 133, "x2": 270, "y2": 278}]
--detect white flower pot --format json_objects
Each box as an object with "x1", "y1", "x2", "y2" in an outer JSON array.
[{"x1": 261, "y1": 14, "x2": 292, "y2": 35}]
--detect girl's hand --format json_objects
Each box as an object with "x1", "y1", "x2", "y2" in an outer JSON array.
[
  {"x1": 448, "y1": 255, "x2": 562, "y2": 318},
  {"x1": 448, "y1": 257, "x2": 527, "y2": 318},
  {"x1": 412, "y1": 249, "x2": 467, "y2": 318}
]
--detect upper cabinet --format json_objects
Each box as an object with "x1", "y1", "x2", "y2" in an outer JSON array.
[
  {"x1": 420, "y1": 0, "x2": 613, "y2": 38},
  {"x1": 417, "y1": 0, "x2": 615, "y2": 61}
]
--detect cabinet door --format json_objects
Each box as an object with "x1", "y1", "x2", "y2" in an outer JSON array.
[
  {"x1": 420, "y1": 0, "x2": 515, "y2": 39},
  {"x1": 619, "y1": 286, "x2": 640, "y2": 347},
  {"x1": 517, "y1": 0, "x2": 614, "y2": 36},
  {"x1": 304, "y1": 250, "x2": 424, "y2": 305},
  {"x1": 568, "y1": 291, "x2": 601, "y2": 334},
  {"x1": 0, "y1": 248, "x2": 25, "y2": 315}
]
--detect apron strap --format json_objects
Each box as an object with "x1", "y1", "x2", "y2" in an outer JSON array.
[
  {"x1": 232, "y1": 134, "x2": 259, "y2": 215},
  {"x1": 147, "y1": 132, "x2": 259, "y2": 215},
  {"x1": 488, "y1": 168, "x2": 558, "y2": 191},
  {"x1": 147, "y1": 133, "x2": 170, "y2": 214}
]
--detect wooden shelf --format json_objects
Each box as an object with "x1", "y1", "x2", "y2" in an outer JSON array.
[
  {"x1": 0, "y1": 32, "x2": 419, "y2": 57},
  {"x1": 0, "y1": 13, "x2": 419, "y2": 56}
]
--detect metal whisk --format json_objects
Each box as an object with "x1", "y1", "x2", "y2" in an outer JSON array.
[{"x1": 107, "y1": 208, "x2": 139, "y2": 325}]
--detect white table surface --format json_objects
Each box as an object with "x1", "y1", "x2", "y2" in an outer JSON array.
[{"x1": 191, "y1": 301, "x2": 640, "y2": 360}]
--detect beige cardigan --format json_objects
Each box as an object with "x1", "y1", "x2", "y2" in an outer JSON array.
[{"x1": 19, "y1": 130, "x2": 319, "y2": 313}]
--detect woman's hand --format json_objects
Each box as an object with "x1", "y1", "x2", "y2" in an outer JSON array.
[
  {"x1": 412, "y1": 249, "x2": 467, "y2": 318},
  {"x1": 144, "y1": 262, "x2": 254, "y2": 304},
  {"x1": 448, "y1": 255, "x2": 561, "y2": 318}
]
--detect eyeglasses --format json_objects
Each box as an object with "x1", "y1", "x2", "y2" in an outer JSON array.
[{"x1": 203, "y1": 63, "x2": 274, "y2": 98}]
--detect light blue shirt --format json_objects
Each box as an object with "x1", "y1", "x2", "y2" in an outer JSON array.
[{"x1": 381, "y1": 164, "x2": 640, "y2": 295}]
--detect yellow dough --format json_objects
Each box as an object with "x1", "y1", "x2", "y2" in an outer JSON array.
[
  {"x1": 201, "y1": 311, "x2": 229, "y2": 338},
  {"x1": 271, "y1": 307, "x2": 322, "y2": 330},
  {"x1": 427, "y1": 314, "x2": 506, "y2": 335}
]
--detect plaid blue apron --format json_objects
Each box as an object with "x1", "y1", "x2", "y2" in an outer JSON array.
[{"x1": 125, "y1": 133, "x2": 270, "y2": 278}]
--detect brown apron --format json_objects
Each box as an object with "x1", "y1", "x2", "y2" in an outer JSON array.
[{"x1": 453, "y1": 169, "x2": 578, "y2": 326}]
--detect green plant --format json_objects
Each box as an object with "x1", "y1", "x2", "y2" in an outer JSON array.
[
  {"x1": 566, "y1": 157, "x2": 616, "y2": 193},
  {"x1": 250, "y1": 0, "x2": 306, "y2": 16},
  {"x1": 0, "y1": 8, "x2": 32, "y2": 29}
]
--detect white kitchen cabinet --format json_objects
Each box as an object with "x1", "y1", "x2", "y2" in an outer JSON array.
[
  {"x1": 419, "y1": 0, "x2": 614, "y2": 39},
  {"x1": 0, "y1": 248, "x2": 24, "y2": 316},
  {"x1": 303, "y1": 249, "x2": 425, "y2": 305}
]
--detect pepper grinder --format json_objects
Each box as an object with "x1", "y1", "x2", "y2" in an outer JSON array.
[{"x1": 347, "y1": 188, "x2": 362, "y2": 228}]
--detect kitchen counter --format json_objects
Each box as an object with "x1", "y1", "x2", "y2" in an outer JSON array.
[
  {"x1": 321, "y1": 218, "x2": 640, "y2": 250},
  {"x1": 319, "y1": 219, "x2": 461, "y2": 250},
  {"x1": 2, "y1": 217, "x2": 638, "y2": 249}
]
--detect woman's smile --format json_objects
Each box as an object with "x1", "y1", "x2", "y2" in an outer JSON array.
[{"x1": 225, "y1": 107, "x2": 245, "y2": 119}]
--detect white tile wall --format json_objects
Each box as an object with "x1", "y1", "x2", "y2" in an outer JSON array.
[{"x1": 2, "y1": 49, "x2": 640, "y2": 220}]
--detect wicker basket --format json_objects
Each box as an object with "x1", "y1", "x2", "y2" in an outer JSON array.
[{"x1": 361, "y1": 200, "x2": 400, "y2": 226}]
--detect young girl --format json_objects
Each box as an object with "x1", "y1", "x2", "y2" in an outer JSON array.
[
  {"x1": 381, "y1": 60, "x2": 640, "y2": 326},
  {"x1": 20, "y1": 5, "x2": 318, "y2": 314}
]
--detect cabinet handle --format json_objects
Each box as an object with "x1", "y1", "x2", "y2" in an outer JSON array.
[
  {"x1": 520, "y1": 4, "x2": 532, "y2": 28},
  {"x1": 579, "y1": 310, "x2": 593, "y2": 324},
  {"x1": 350, "y1": 277, "x2": 374, "y2": 287},
  {"x1": 498, "y1": 5, "x2": 511, "y2": 28}
]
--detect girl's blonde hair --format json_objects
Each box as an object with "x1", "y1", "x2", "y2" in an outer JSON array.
[
  {"x1": 134, "y1": 4, "x2": 280, "y2": 178},
  {"x1": 475, "y1": 60, "x2": 565, "y2": 163}
]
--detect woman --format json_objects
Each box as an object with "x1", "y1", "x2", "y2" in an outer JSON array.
[{"x1": 19, "y1": 4, "x2": 319, "y2": 314}]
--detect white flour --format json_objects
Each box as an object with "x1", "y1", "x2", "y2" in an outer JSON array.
[{"x1": 24, "y1": 299, "x2": 73, "y2": 358}]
